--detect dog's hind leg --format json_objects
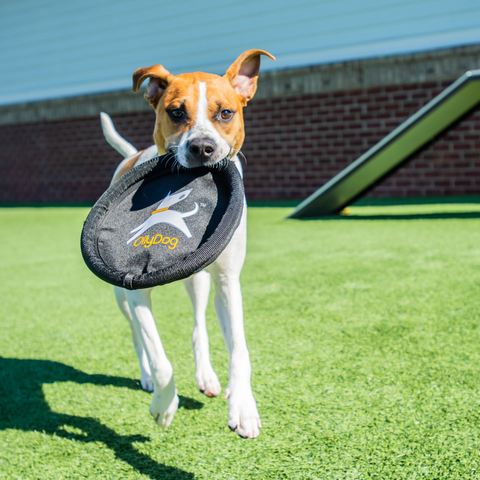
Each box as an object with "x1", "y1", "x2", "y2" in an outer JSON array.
[
  {"x1": 184, "y1": 270, "x2": 222, "y2": 397},
  {"x1": 114, "y1": 287, "x2": 153, "y2": 391},
  {"x1": 124, "y1": 288, "x2": 179, "y2": 430}
]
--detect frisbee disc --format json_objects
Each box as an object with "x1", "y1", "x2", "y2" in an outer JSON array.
[{"x1": 81, "y1": 155, "x2": 244, "y2": 289}]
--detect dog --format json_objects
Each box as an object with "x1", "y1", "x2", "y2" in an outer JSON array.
[{"x1": 99, "y1": 49, "x2": 275, "y2": 439}]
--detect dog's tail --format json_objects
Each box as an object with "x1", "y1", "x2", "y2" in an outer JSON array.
[{"x1": 100, "y1": 112, "x2": 137, "y2": 158}]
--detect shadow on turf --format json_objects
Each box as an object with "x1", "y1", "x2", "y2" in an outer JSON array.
[
  {"x1": 297, "y1": 211, "x2": 480, "y2": 221},
  {"x1": 0, "y1": 357, "x2": 201, "y2": 479}
]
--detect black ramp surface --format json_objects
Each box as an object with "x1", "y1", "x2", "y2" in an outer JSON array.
[{"x1": 289, "y1": 70, "x2": 480, "y2": 219}]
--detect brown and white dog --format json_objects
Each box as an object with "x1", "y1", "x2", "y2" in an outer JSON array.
[{"x1": 100, "y1": 49, "x2": 275, "y2": 439}]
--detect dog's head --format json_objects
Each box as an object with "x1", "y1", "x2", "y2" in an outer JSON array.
[{"x1": 132, "y1": 49, "x2": 275, "y2": 168}]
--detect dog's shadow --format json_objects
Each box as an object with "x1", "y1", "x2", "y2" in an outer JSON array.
[{"x1": 0, "y1": 357, "x2": 202, "y2": 479}]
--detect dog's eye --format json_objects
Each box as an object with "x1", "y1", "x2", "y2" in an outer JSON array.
[
  {"x1": 170, "y1": 109, "x2": 185, "y2": 120},
  {"x1": 220, "y1": 109, "x2": 234, "y2": 121}
]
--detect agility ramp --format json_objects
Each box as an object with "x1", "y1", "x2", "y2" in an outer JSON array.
[{"x1": 288, "y1": 70, "x2": 480, "y2": 219}]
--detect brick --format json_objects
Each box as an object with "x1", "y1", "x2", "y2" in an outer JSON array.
[{"x1": 3, "y1": 80, "x2": 480, "y2": 203}]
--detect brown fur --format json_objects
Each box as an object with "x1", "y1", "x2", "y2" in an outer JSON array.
[
  {"x1": 132, "y1": 50, "x2": 275, "y2": 159},
  {"x1": 112, "y1": 151, "x2": 143, "y2": 183}
]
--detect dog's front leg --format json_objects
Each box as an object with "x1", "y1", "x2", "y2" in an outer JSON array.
[
  {"x1": 125, "y1": 289, "x2": 179, "y2": 430},
  {"x1": 210, "y1": 267, "x2": 261, "y2": 439},
  {"x1": 184, "y1": 270, "x2": 222, "y2": 397},
  {"x1": 208, "y1": 211, "x2": 261, "y2": 439}
]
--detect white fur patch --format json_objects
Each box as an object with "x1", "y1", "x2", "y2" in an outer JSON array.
[
  {"x1": 177, "y1": 82, "x2": 230, "y2": 167},
  {"x1": 195, "y1": 82, "x2": 210, "y2": 132}
]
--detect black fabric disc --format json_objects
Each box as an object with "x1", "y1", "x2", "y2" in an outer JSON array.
[{"x1": 81, "y1": 155, "x2": 244, "y2": 290}]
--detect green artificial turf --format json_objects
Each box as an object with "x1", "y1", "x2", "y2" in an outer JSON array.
[{"x1": 1, "y1": 201, "x2": 480, "y2": 479}]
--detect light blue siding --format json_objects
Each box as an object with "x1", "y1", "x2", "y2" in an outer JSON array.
[{"x1": 1, "y1": 0, "x2": 479, "y2": 105}]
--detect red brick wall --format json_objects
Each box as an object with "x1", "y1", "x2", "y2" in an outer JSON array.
[
  {"x1": 1, "y1": 79, "x2": 479, "y2": 203},
  {"x1": 0, "y1": 111, "x2": 155, "y2": 203},
  {"x1": 242, "y1": 80, "x2": 480, "y2": 200}
]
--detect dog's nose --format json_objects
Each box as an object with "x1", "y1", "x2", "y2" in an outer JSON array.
[{"x1": 187, "y1": 137, "x2": 216, "y2": 160}]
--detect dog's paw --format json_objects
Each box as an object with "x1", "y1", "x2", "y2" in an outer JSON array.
[
  {"x1": 149, "y1": 381, "x2": 179, "y2": 430},
  {"x1": 196, "y1": 366, "x2": 221, "y2": 397},
  {"x1": 140, "y1": 374, "x2": 154, "y2": 392},
  {"x1": 227, "y1": 388, "x2": 261, "y2": 439}
]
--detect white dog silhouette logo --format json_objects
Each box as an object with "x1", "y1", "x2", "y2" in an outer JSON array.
[{"x1": 127, "y1": 190, "x2": 199, "y2": 244}]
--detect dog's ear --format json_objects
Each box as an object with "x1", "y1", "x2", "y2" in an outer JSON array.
[
  {"x1": 224, "y1": 50, "x2": 275, "y2": 106},
  {"x1": 132, "y1": 65, "x2": 175, "y2": 108}
]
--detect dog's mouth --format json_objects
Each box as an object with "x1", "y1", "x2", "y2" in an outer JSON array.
[
  {"x1": 165, "y1": 141, "x2": 232, "y2": 170},
  {"x1": 182, "y1": 153, "x2": 230, "y2": 170}
]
